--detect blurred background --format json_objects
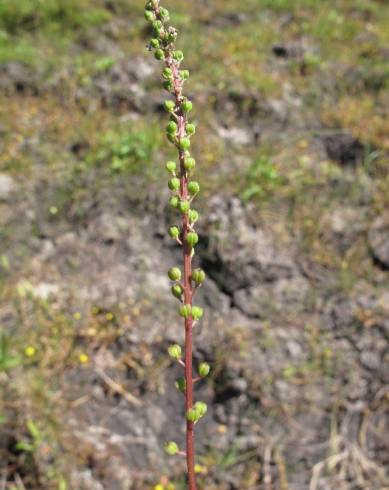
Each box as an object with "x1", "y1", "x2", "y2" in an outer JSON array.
[{"x1": 0, "y1": 0, "x2": 388, "y2": 489}]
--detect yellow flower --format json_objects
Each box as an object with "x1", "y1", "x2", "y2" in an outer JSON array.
[
  {"x1": 79, "y1": 353, "x2": 89, "y2": 364},
  {"x1": 154, "y1": 485, "x2": 164, "y2": 490},
  {"x1": 25, "y1": 346, "x2": 36, "y2": 357},
  {"x1": 194, "y1": 464, "x2": 207, "y2": 474}
]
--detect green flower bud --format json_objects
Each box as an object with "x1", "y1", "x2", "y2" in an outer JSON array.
[
  {"x1": 194, "y1": 401, "x2": 208, "y2": 418},
  {"x1": 169, "y1": 195, "x2": 179, "y2": 208},
  {"x1": 182, "y1": 99, "x2": 193, "y2": 113},
  {"x1": 168, "y1": 267, "x2": 181, "y2": 281},
  {"x1": 166, "y1": 161, "x2": 176, "y2": 174},
  {"x1": 164, "y1": 100, "x2": 175, "y2": 113},
  {"x1": 184, "y1": 157, "x2": 196, "y2": 171},
  {"x1": 186, "y1": 232, "x2": 199, "y2": 248},
  {"x1": 192, "y1": 306, "x2": 204, "y2": 321},
  {"x1": 152, "y1": 20, "x2": 163, "y2": 30},
  {"x1": 173, "y1": 50, "x2": 184, "y2": 62},
  {"x1": 180, "y1": 70, "x2": 190, "y2": 80},
  {"x1": 179, "y1": 138, "x2": 191, "y2": 151},
  {"x1": 169, "y1": 226, "x2": 180, "y2": 239},
  {"x1": 168, "y1": 344, "x2": 182, "y2": 360},
  {"x1": 166, "y1": 121, "x2": 178, "y2": 134},
  {"x1": 192, "y1": 268, "x2": 206, "y2": 284},
  {"x1": 165, "y1": 441, "x2": 179, "y2": 456},
  {"x1": 150, "y1": 38, "x2": 160, "y2": 48},
  {"x1": 145, "y1": 1, "x2": 153, "y2": 11},
  {"x1": 171, "y1": 283, "x2": 184, "y2": 299},
  {"x1": 188, "y1": 209, "x2": 199, "y2": 223},
  {"x1": 144, "y1": 10, "x2": 155, "y2": 22},
  {"x1": 186, "y1": 123, "x2": 196, "y2": 136},
  {"x1": 154, "y1": 49, "x2": 165, "y2": 61},
  {"x1": 163, "y1": 80, "x2": 173, "y2": 92},
  {"x1": 167, "y1": 133, "x2": 177, "y2": 144},
  {"x1": 186, "y1": 408, "x2": 198, "y2": 422},
  {"x1": 163, "y1": 67, "x2": 173, "y2": 79},
  {"x1": 178, "y1": 200, "x2": 190, "y2": 214},
  {"x1": 168, "y1": 178, "x2": 180, "y2": 191},
  {"x1": 175, "y1": 377, "x2": 186, "y2": 392},
  {"x1": 179, "y1": 304, "x2": 192, "y2": 318},
  {"x1": 158, "y1": 7, "x2": 170, "y2": 21},
  {"x1": 198, "y1": 362, "x2": 210, "y2": 378},
  {"x1": 188, "y1": 181, "x2": 200, "y2": 195}
]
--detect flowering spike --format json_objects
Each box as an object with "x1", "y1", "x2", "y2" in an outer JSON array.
[{"x1": 144, "y1": 2, "x2": 206, "y2": 486}]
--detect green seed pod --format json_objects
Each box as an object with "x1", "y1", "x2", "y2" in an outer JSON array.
[
  {"x1": 167, "y1": 133, "x2": 177, "y2": 144},
  {"x1": 168, "y1": 178, "x2": 180, "y2": 191},
  {"x1": 188, "y1": 181, "x2": 200, "y2": 195},
  {"x1": 186, "y1": 232, "x2": 199, "y2": 248},
  {"x1": 166, "y1": 121, "x2": 178, "y2": 134},
  {"x1": 150, "y1": 38, "x2": 160, "y2": 48},
  {"x1": 178, "y1": 200, "x2": 190, "y2": 214},
  {"x1": 152, "y1": 20, "x2": 163, "y2": 30},
  {"x1": 171, "y1": 283, "x2": 184, "y2": 299},
  {"x1": 163, "y1": 67, "x2": 173, "y2": 79},
  {"x1": 175, "y1": 377, "x2": 186, "y2": 392},
  {"x1": 164, "y1": 100, "x2": 175, "y2": 113},
  {"x1": 194, "y1": 401, "x2": 208, "y2": 418},
  {"x1": 180, "y1": 70, "x2": 190, "y2": 80},
  {"x1": 188, "y1": 209, "x2": 199, "y2": 223},
  {"x1": 144, "y1": 10, "x2": 155, "y2": 22},
  {"x1": 163, "y1": 80, "x2": 173, "y2": 92},
  {"x1": 186, "y1": 408, "x2": 198, "y2": 422},
  {"x1": 192, "y1": 268, "x2": 206, "y2": 284},
  {"x1": 173, "y1": 50, "x2": 184, "y2": 62},
  {"x1": 168, "y1": 344, "x2": 182, "y2": 360},
  {"x1": 184, "y1": 157, "x2": 196, "y2": 171},
  {"x1": 158, "y1": 7, "x2": 170, "y2": 21},
  {"x1": 145, "y1": 1, "x2": 153, "y2": 11},
  {"x1": 169, "y1": 195, "x2": 179, "y2": 208},
  {"x1": 179, "y1": 304, "x2": 192, "y2": 318},
  {"x1": 169, "y1": 226, "x2": 180, "y2": 239},
  {"x1": 182, "y1": 99, "x2": 193, "y2": 113},
  {"x1": 166, "y1": 161, "x2": 176, "y2": 174},
  {"x1": 179, "y1": 138, "x2": 191, "y2": 151},
  {"x1": 165, "y1": 441, "x2": 179, "y2": 456},
  {"x1": 198, "y1": 362, "x2": 210, "y2": 378},
  {"x1": 186, "y1": 123, "x2": 196, "y2": 136},
  {"x1": 154, "y1": 49, "x2": 165, "y2": 61},
  {"x1": 192, "y1": 306, "x2": 204, "y2": 321},
  {"x1": 168, "y1": 267, "x2": 182, "y2": 281}
]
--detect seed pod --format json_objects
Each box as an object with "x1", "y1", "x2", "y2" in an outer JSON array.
[
  {"x1": 188, "y1": 181, "x2": 200, "y2": 195},
  {"x1": 198, "y1": 362, "x2": 210, "y2": 378},
  {"x1": 179, "y1": 304, "x2": 192, "y2": 318},
  {"x1": 169, "y1": 226, "x2": 180, "y2": 239},
  {"x1": 144, "y1": 10, "x2": 155, "y2": 22},
  {"x1": 166, "y1": 121, "x2": 178, "y2": 134},
  {"x1": 168, "y1": 178, "x2": 180, "y2": 191},
  {"x1": 164, "y1": 100, "x2": 175, "y2": 113},
  {"x1": 171, "y1": 283, "x2": 184, "y2": 299},
  {"x1": 186, "y1": 408, "x2": 198, "y2": 422},
  {"x1": 169, "y1": 195, "x2": 179, "y2": 208},
  {"x1": 184, "y1": 157, "x2": 196, "y2": 171},
  {"x1": 188, "y1": 209, "x2": 199, "y2": 223},
  {"x1": 168, "y1": 344, "x2": 182, "y2": 360},
  {"x1": 192, "y1": 306, "x2": 204, "y2": 321},
  {"x1": 180, "y1": 70, "x2": 190, "y2": 80},
  {"x1": 163, "y1": 67, "x2": 173, "y2": 79},
  {"x1": 186, "y1": 123, "x2": 196, "y2": 135},
  {"x1": 163, "y1": 80, "x2": 173, "y2": 92},
  {"x1": 168, "y1": 267, "x2": 181, "y2": 281},
  {"x1": 175, "y1": 377, "x2": 186, "y2": 392},
  {"x1": 158, "y1": 7, "x2": 170, "y2": 21},
  {"x1": 178, "y1": 200, "x2": 190, "y2": 214},
  {"x1": 173, "y1": 50, "x2": 184, "y2": 62},
  {"x1": 194, "y1": 401, "x2": 207, "y2": 418},
  {"x1": 179, "y1": 138, "x2": 191, "y2": 151},
  {"x1": 186, "y1": 232, "x2": 199, "y2": 248},
  {"x1": 166, "y1": 161, "x2": 176, "y2": 174},
  {"x1": 154, "y1": 49, "x2": 165, "y2": 61},
  {"x1": 165, "y1": 441, "x2": 179, "y2": 456},
  {"x1": 150, "y1": 38, "x2": 160, "y2": 48},
  {"x1": 182, "y1": 99, "x2": 193, "y2": 113},
  {"x1": 192, "y1": 268, "x2": 205, "y2": 284}
]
